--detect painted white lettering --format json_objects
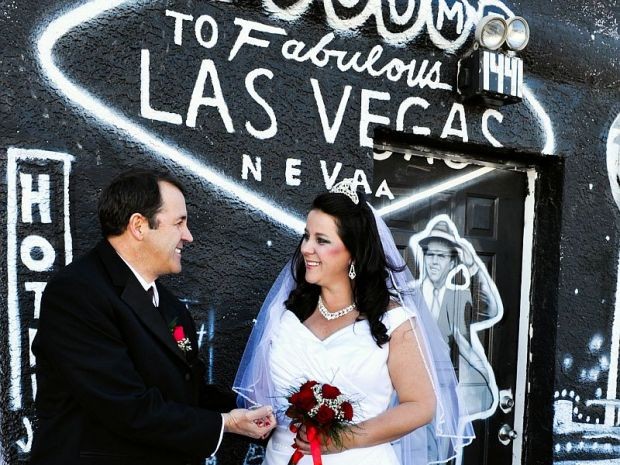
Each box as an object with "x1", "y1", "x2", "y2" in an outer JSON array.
[
  {"x1": 264, "y1": 0, "x2": 514, "y2": 50},
  {"x1": 483, "y1": 51, "x2": 491, "y2": 91},
  {"x1": 299, "y1": 33, "x2": 334, "y2": 67},
  {"x1": 311, "y1": 79, "x2": 352, "y2": 144},
  {"x1": 165, "y1": 10, "x2": 193, "y2": 46},
  {"x1": 440, "y1": 103, "x2": 468, "y2": 142},
  {"x1": 28, "y1": 328, "x2": 37, "y2": 368},
  {"x1": 140, "y1": 50, "x2": 183, "y2": 125},
  {"x1": 286, "y1": 158, "x2": 302, "y2": 186},
  {"x1": 229, "y1": 18, "x2": 287, "y2": 61},
  {"x1": 282, "y1": 38, "x2": 307, "y2": 61},
  {"x1": 7, "y1": 149, "x2": 74, "y2": 413},
  {"x1": 31, "y1": 373, "x2": 36, "y2": 401},
  {"x1": 20, "y1": 235, "x2": 55, "y2": 272},
  {"x1": 421, "y1": 61, "x2": 450, "y2": 90},
  {"x1": 503, "y1": 55, "x2": 521, "y2": 97},
  {"x1": 335, "y1": 50, "x2": 363, "y2": 72},
  {"x1": 375, "y1": 179, "x2": 395, "y2": 200},
  {"x1": 388, "y1": 0, "x2": 416, "y2": 25},
  {"x1": 360, "y1": 89, "x2": 390, "y2": 148},
  {"x1": 20, "y1": 173, "x2": 51, "y2": 224},
  {"x1": 487, "y1": 52, "x2": 505, "y2": 93},
  {"x1": 245, "y1": 69, "x2": 278, "y2": 139},
  {"x1": 197, "y1": 323, "x2": 206, "y2": 349},
  {"x1": 359, "y1": 45, "x2": 384, "y2": 74},
  {"x1": 186, "y1": 59, "x2": 234, "y2": 132},
  {"x1": 406, "y1": 59, "x2": 426, "y2": 87},
  {"x1": 352, "y1": 169, "x2": 372, "y2": 194},
  {"x1": 437, "y1": 0, "x2": 464, "y2": 34},
  {"x1": 15, "y1": 417, "x2": 32, "y2": 453},
  {"x1": 396, "y1": 97, "x2": 431, "y2": 135},
  {"x1": 280, "y1": 33, "x2": 450, "y2": 90},
  {"x1": 241, "y1": 154, "x2": 262, "y2": 182},
  {"x1": 320, "y1": 160, "x2": 343, "y2": 189},
  {"x1": 24, "y1": 282, "x2": 46, "y2": 319},
  {"x1": 482, "y1": 109, "x2": 504, "y2": 147},
  {"x1": 195, "y1": 15, "x2": 218, "y2": 48}
]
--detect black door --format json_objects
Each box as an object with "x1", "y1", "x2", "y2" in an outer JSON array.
[{"x1": 373, "y1": 153, "x2": 527, "y2": 465}]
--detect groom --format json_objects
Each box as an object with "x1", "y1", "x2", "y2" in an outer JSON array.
[{"x1": 30, "y1": 169, "x2": 275, "y2": 465}]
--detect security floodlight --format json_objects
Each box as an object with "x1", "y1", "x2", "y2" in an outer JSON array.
[
  {"x1": 505, "y1": 17, "x2": 530, "y2": 51},
  {"x1": 458, "y1": 14, "x2": 529, "y2": 106},
  {"x1": 475, "y1": 16, "x2": 507, "y2": 50}
]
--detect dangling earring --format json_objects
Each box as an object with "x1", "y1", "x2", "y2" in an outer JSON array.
[{"x1": 348, "y1": 262, "x2": 356, "y2": 280}]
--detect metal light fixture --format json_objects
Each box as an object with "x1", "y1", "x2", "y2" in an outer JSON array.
[
  {"x1": 474, "y1": 15, "x2": 530, "y2": 51},
  {"x1": 505, "y1": 17, "x2": 530, "y2": 51},
  {"x1": 457, "y1": 15, "x2": 530, "y2": 106},
  {"x1": 475, "y1": 16, "x2": 508, "y2": 50}
]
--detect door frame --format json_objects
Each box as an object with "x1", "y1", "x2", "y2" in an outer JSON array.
[
  {"x1": 512, "y1": 169, "x2": 537, "y2": 465},
  {"x1": 373, "y1": 136, "x2": 541, "y2": 464}
]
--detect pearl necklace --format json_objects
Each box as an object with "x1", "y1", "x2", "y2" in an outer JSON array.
[{"x1": 318, "y1": 296, "x2": 357, "y2": 320}]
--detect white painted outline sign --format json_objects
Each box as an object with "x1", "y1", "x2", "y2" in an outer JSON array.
[
  {"x1": 36, "y1": 0, "x2": 554, "y2": 240},
  {"x1": 6, "y1": 148, "x2": 74, "y2": 411},
  {"x1": 37, "y1": 0, "x2": 306, "y2": 235}
]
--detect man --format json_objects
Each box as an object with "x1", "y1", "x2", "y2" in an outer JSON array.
[
  {"x1": 419, "y1": 221, "x2": 472, "y2": 352},
  {"x1": 417, "y1": 219, "x2": 497, "y2": 419},
  {"x1": 31, "y1": 169, "x2": 275, "y2": 465}
]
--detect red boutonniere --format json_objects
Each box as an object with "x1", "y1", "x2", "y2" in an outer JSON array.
[
  {"x1": 170, "y1": 323, "x2": 192, "y2": 353},
  {"x1": 285, "y1": 380, "x2": 355, "y2": 465}
]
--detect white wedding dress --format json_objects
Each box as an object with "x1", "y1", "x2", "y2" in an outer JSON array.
[{"x1": 263, "y1": 306, "x2": 411, "y2": 465}]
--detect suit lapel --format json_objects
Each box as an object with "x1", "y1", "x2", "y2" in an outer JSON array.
[
  {"x1": 158, "y1": 288, "x2": 182, "y2": 330},
  {"x1": 159, "y1": 289, "x2": 198, "y2": 363},
  {"x1": 95, "y1": 240, "x2": 189, "y2": 365}
]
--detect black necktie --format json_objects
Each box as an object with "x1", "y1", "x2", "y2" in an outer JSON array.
[{"x1": 147, "y1": 286, "x2": 157, "y2": 307}]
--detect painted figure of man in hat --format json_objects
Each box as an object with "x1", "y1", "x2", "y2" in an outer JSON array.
[
  {"x1": 412, "y1": 215, "x2": 500, "y2": 422},
  {"x1": 419, "y1": 220, "x2": 472, "y2": 362}
]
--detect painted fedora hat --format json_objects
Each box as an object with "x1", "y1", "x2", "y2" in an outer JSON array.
[{"x1": 418, "y1": 221, "x2": 461, "y2": 250}]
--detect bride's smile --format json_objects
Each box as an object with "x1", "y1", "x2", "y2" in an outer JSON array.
[{"x1": 301, "y1": 209, "x2": 352, "y2": 289}]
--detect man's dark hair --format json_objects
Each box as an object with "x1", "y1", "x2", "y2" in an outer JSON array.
[{"x1": 98, "y1": 169, "x2": 185, "y2": 237}]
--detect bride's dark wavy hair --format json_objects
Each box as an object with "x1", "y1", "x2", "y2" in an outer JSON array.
[{"x1": 285, "y1": 190, "x2": 399, "y2": 346}]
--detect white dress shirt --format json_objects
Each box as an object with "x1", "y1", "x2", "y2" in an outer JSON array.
[
  {"x1": 117, "y1": 255, "x2": 160, "y2": 306},
  {"x1": 422, "y1": 278, "x2": 446, "y2": 321}
]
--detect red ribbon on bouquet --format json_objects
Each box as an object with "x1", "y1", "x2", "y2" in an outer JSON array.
[
  {"x1": 288, "y1": 424, "x2": 322, "y2": 465},
  {"x1": 285, "y1": 380, "x2": 355, "y2": 464},
  {"x1": 307, "y1": 425, "x2": 323, "y2": 464},
  {"x1": 288, "y1": 449, "x2": 304, "y2": 465}
]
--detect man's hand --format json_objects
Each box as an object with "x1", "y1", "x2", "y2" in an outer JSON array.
[{"x1": 222, "y1": 406, "x2": 276, "y2": 440}]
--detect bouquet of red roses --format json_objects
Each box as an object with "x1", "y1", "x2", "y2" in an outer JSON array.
[{"x1": 285, "y1": 380, "x2": 354, "y2": 465}]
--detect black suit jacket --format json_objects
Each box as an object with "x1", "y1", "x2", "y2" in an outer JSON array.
[{"x1": 30, "y1": 240, "x2": 236, "y2": 465}]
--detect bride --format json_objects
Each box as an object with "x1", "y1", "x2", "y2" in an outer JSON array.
[{"x1": 234, "y1": 179, "x2": 474, "y2": 465}]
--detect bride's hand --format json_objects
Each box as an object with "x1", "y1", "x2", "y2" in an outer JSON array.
[{"x1": 294, "y1": 424, "x2": 345, "y2": 455}]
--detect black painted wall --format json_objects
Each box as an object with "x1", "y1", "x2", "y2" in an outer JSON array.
[{"x1": 0, "y1": 1, "x2": 618, "y2": 464}]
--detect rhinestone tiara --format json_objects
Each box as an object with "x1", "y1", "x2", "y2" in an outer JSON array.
[{"x1": 329, "y1": 178, "x2": 359, "y2": 205}]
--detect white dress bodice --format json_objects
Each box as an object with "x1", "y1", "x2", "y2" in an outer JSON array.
[{"x1": 263, "y1": 307, "x2": 411, "y2": 465}]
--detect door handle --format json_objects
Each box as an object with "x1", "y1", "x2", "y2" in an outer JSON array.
[
  {"x1": 498, "y1": 424, "x2": 517, "y2": 445},
  {"x1": 499, "y1": 388, "x2": 515, "y2": 413},
  {"x1": 500, "y1": 395, "x2": 515, "y2": 410}
]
